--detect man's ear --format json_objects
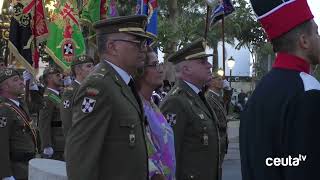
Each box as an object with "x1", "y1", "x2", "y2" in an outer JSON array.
[
  {"x1": 107, "y1": 41, "x2": 118, "y2": 56},
  {"x1": 1, "y1": 81, "x2": 9, "y2": 91},
  {"x1": 298, "y1": 33, "x2": 311, "y2": 50}
]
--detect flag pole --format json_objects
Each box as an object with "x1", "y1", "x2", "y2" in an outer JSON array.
[
  {"x1": 222, "y1": 14, "x2": 225, "y2": 75},
  {"x1": 141, "y1": 0, "x2": 144, "y2": 14},
  {"x1": 25, "y1": 0, "x2": 37, "y2": 103},
  {"x1": 204, "y1": 5, "x2": 211, "y2": 41}
]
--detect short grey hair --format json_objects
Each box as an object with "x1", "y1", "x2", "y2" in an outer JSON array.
[{"x1": 174, "y1": 61, "x2": 188, "y2": 78}]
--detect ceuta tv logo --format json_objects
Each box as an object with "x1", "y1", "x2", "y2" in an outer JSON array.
[{"x1": 265, "y1": 154, "x2": 307, "y2": 167}]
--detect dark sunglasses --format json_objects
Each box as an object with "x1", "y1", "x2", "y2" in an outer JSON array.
[{"x1": 111, "y1": 39, "x2": 147, "y2": 50}]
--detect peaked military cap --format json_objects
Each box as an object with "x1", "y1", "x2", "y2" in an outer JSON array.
[
  {"x1": 71, "y1": 55, "x2": 94, "y2": 67},
  {"x1": 93, "y1": 15, "x2": 152, "y2": 39},
  {"x1": 0, "y1": 68, "x2": 20, "y2": 84},
  {"x1": 250, "y1": 0, "x2": 313, "y2": 40},
  {"x1": 167, "y1": 39, "x2": 212, "y2": 64},
  {"x1": 43, "y1": 65, "x2": 62, "y2": 76}
]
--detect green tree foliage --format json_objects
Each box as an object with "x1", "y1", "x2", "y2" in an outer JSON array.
[
  {"x1": 158, "y1": 0, "x2": 267, "y2": 60},
  {"x1": 254, "y1": 42, "x2": 274, "y2": 80},
  {"x1": 228, "y1": 0, "x2": 267, "y2": 52}
]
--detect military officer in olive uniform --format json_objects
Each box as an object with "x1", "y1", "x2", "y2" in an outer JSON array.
[
  {"x1": 206, "y1": 73, "x2": 228, "y2": 165},
  {"x1": 0, "y1": 68, "x2": 37, "y2": 180},
  {"x1": 39, "y1": 66, "x2": 64, "y2": 160},
  {"x1": 160, "y1": 39, "x2": 221, "y2": 180},
  {"x1": 65, "y1": 15, "x2": 153, "y2": 180},
  {"x1": 60, "y1": 55, "x2": 94, "y2": 136}
]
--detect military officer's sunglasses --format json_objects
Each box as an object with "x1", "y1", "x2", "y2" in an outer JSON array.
[{"x1": 111, "y1": 39, "x2": 147, "y2": 50}]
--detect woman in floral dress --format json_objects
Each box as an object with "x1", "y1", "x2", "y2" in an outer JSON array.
[{"x1": 135, "y1": 46, "x2": 176, "y2": 180}]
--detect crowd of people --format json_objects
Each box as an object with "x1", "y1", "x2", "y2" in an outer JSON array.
[
  {"x1": 3, "y1": 0, "x2": 319, "y2": 179},
  {"x1": 0, "y1": 15, "x2": 230, "y2": 180}
]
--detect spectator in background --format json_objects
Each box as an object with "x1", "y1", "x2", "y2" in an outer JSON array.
[
  {"x1": 238, "y1": 90, "x2": 247, "y2": 107},
  {"x1": 223, "y1": 79, "x2": 232, "y2": 115}
]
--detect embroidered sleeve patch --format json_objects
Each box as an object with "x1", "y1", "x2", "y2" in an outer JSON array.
[
  {"x1": 0, "y1": 117, "x2": 7, "y2": 128},
  {"x1": 81, "y1": 97, "x2": 96, "y2": 113},
  {"x1": 165, "y1": 113, "x2": 177, "y2": 127},
  {"x1": 63, "y1": 100, "x2": 71, "y2": 109}
]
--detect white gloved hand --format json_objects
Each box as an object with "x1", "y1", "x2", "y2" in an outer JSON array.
[
  {"x1": 23, "y1": 70, "x2": 33, "y2": 82},
  {"x1": 43, "y1": 147, "x2": 54, "y2": 158},
  {"x1": 23, "y1": 70, "x2": 40, "y2": 91},
  {"x1": 223, "y1": 79, "x2": 230, "y2": 89},
  {"x1": 29, "y1": 82, "x2": 39, "y2": 91},
  {"x1": 2, "y1": 176, "x2": 15, "y2": 180},
  {"x1": 64, "y1": 76, "x2": 72, "y2": 86}
]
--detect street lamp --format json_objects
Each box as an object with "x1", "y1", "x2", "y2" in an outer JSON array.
[
  {"x1": 217, "y1": 68, "x2": 224, "y2": 77},
  {"x1": 227, "y1": 56, "x2": 235, "y2": 87}
]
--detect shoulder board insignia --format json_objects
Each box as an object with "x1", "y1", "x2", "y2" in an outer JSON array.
[
  {"x1": 65, "y1": 87, "x2": 74, "y2": 91},
  {"x1": 93, "y1": 66, "x2": 110, "y2": 77},
  {"x1": 92, "y1": 73, "x2": 105, "y2": 78},
  {"x1": 171, "y1": 87, "x2": 181, "y2": 95}
]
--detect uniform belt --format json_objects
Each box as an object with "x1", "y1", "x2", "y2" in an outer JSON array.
[
  {"x1": 51, "y1": 121, "x2": 62, "y2": 127},
  {"x1": 10, "y1": 152, "x2": 35, "y2": 162}
]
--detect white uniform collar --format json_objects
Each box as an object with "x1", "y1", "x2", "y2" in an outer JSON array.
[
  {"x1": 106, "y1": 60, "x2": 131, "y2": 85},
  {"x1": 47, "y1": 88, "x2": 60, "y2": 95},
  {"x1": 184, "y1": 80, "x2": 201, "y2": 94},
  {"x1": 9, "y1": 98, "x2": 20, "y2": 107},
  {"x1": 74, "y1": 80, "x2": 81, "y2": 85}
]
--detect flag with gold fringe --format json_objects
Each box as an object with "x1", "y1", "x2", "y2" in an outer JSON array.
[
  {"x1": 45, "y1": 0, "x2": 86, "y2": 71},
  {"x1": 8, "y1": 0, "x2": 48, "y2": 76}
]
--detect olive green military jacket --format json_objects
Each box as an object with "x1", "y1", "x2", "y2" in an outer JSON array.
[
  {"x1": 160, "y1": 80, "x2": 220, "y2": 180},
  {"x1": 60, "y1": 80, "x2": 80, "y2": 136},
  {"x1": 0, "y1": 97, "x2": 37, "y2": 179},
  {"x1": 66, "y1": 61, "x2": 148, "y2": 180},
  {"x1": 206, "y1": 90, "x2": 229, "y2": 160},
  {"x1": 39, "y1": 88, "x2": 65, "y2": 152}
]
